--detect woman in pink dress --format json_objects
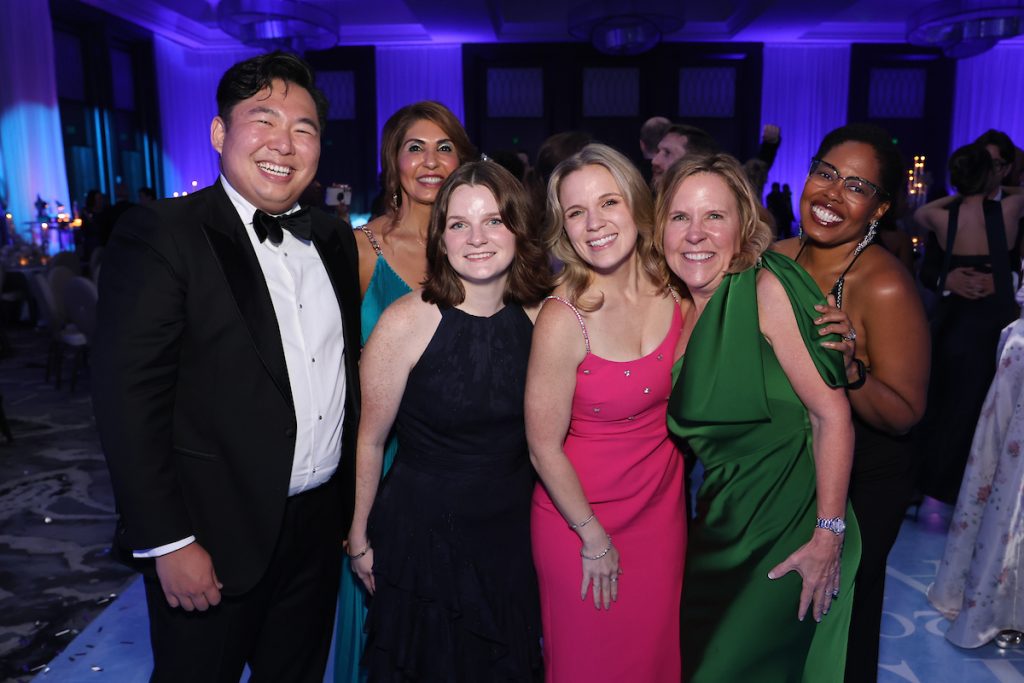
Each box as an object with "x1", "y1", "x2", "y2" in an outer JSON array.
[{"x1": 525, "y1": 143, "x2": 687, "y2": 682}]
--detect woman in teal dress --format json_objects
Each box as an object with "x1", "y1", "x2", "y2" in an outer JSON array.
[
  {"x1": 335, "y1": 101, "x2": 474, "y2": 682},
  {"x1": 656, "y1": 153, "x2": 861, "y2": 682}
]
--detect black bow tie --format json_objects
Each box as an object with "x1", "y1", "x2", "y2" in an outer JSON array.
[{"x1": 253, "y1": 207, "x2": 312, "y2": 244}]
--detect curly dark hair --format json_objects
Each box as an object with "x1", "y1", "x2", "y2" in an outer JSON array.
[{"x1": 216, "y1": 51, "x2": 328, "y2": 131}]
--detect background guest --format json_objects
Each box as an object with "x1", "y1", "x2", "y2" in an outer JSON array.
[
  {"x1": 650, "y1": 123, "x2": 719, "y2": 190},
  {"x1": 916, "y1": 142, "x2": 1024, "y2": 505},
  {"x1": 929, "y1": 279, "x2": 1024, "y2": 651}
]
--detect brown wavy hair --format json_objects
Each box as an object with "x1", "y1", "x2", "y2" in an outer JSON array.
[
  {"x1": 379, "y1": 101, "x2": 475, "y2": 220},
  {"x1": 544, "y1": 143, "x2": 665, "y2": 311},
  {"x1": 654, "y1": 153, "x2": 773, "y2": 281},
  {"x1": 422, "y1": 161, "x2": 552, "y2": 307}
]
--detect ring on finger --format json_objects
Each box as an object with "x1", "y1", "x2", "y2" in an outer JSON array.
[
  {"x1": 610, "y1": 577, "x2": 619, "y2": 583},
  {"x1": 842, "y1": 327, "x2": 857, "y2": 342}
]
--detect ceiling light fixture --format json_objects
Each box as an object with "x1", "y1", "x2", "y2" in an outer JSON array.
[
  {"x1": 568, "y1": 1, "x2": 684, "y2": 55},
  {"x1": 217, "y1": 0, "x2": 338, "y2": 53},
  {"x1": 907, "y1": 0, "x2": 1024, "y2": 58}
]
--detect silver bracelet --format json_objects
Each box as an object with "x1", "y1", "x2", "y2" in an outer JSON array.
[
  {"x1": 569, "y1": 513, "x2": 595, "y2": 530},
  {"x1": 347, "y1": 543, "x2": 371, "y2": 560},
  {"x1": 580, "y1": 535, "x2": 613, "y2": 561}
]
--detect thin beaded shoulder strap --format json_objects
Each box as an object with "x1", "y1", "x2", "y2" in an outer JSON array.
[
  {"x1": 359, "y1": 226, "x2": 383, "y2": 256},
  {"x1": 544, "y1": 295, "x2": 590, "y2": 354},
  {"x1": 667, "y1": 286, "x2": 680, "y2": 305}
]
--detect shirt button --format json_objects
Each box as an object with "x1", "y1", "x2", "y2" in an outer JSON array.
[
  {"x1": 299, "y1": 303, "x2": 303, "y2": 309},
  {"x1": 318, "y1": 415, "x2": 323, "y2": 421},
  {"x1": 311, "y1": 357, "x2": 316, "y2": 363}
]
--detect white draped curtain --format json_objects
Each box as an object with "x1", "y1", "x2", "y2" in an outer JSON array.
[
  {"x1": 0, "y1": 0, "x2": 70, "y2": 236},
  {"x1": 761, "y1": 44, "x2": 851, "y2": 205},
  {"x1": 951, "y1": 43, "x2": 1024, "y2": 166},
  {"x1": 153, "y1": 36, "x2": 257, "y2": 196},
  {"x1": 375, "y1": 45, "x2": 465, "y2": 169}
]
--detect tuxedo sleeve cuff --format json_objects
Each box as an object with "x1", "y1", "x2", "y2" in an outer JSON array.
[{"x1": 133, "y1": 536, "x2": 196, "y2": 558}]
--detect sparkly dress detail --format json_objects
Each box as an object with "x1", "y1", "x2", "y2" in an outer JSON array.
[
  {"x1": 365, "y1": 304, "x2": 542, "y2": 681},
  {"x1": 333, "y1": 226, "x2": 413, "y2": 683},
  {"x1": 531, "y1": 293, "x2": 686, "y2": 683}
]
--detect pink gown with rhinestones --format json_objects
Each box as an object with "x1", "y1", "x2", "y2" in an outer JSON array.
[{"x1": 531, "y1": 296, "x2": 686, "y2": 682}]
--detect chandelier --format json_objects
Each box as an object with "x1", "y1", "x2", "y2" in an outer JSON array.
[
  {"x1": 217, "y1": 0, "x2": 339, "y2": 52},
  {"x1": 907, "y1": 0, "x2": 1024, "y2": 58},
  {"x1": 568, "y1": 1, "x2": 685, "y2": 55}
]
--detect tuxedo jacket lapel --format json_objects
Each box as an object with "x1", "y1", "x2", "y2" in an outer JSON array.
[{"x1": 202, "y1": 184, "x2": 294, "y2": 409}]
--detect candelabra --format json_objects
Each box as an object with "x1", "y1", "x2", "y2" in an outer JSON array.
[{"x1": 907, "y1": 155, "x2": 929, "y2": 210}]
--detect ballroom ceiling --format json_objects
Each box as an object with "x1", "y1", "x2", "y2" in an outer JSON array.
[{"x1": 78, "y1": 0, "x2": 1024, "y2": 50}]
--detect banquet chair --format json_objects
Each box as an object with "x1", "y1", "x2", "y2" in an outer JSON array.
[
  {"x1": 28, "y1": 272, "x2": 85, "y2": 388},
  {"x1": 88, "y1": 247, "x2": 103, "y2": 280},
  {"x1": 62, "y1": 276, "x2": 97, "y2": 392},
  {"x1": 48, "y1": 250, "x2": 82, "y2": 275},
  {"x1": 47, "y1": 265, "x2": 75, "y2": 330}
]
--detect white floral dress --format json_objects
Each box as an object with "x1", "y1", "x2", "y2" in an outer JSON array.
[{"x1": 928, "y1": 311, "x2": 1024, "y2": 648}]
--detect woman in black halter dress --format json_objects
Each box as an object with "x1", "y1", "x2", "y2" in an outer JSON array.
[
  {"x1": 346, "y1": 161, "x2": 551, "y2": 682},
  {"x1": 916, "y1": 142, "x2": 1024, "y2": 505}
]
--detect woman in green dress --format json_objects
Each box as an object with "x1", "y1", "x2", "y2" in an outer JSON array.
[{"x1": 656, "y1": 153, "x2": 861, "y2": 682}]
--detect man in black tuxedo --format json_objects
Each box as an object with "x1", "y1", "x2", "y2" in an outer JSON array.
[{"x1": 93, "y1": 52, "x2": 360, "y2": 682}]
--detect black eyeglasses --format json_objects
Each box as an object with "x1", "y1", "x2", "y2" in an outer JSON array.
[{"x1": 808, "y1": 159, "x2": 888, "y2": 200}]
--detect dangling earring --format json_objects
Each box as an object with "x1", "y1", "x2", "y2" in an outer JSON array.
[
  {"x1": 392, "y1": 191, "x2": 400, "y2": 209},
  {"x1": 853, "y1": 220, "x2": 878, "y2": 257},
  {"x1": 798, "y1": 223, "x2": 803, "y2": 239}
]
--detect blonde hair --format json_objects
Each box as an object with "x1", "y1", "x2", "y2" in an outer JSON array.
[
  {"x1": 653, "y1": 153, "x2": 772, "y2": 282},
  {"x1": 544, "y1": 143, "x2": 665, "y2": 310}
]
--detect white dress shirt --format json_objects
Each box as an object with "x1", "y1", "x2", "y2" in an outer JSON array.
[{"x1": 135, "y1": 177, "x2": 347, "y2": 558}]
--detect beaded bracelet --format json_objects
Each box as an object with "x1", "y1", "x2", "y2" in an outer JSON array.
[
  {"x1": 569, "y1": 513, "x2": 596, "y2": 531},
  {"x1": 580, "y1": 535, "x2": 613, "y2": 561},
  {"x1": 347, "y1": 543, "x2": 371, "y2": 560}
]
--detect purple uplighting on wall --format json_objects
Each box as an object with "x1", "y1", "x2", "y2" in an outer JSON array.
[
  {"x1": 0, "y1": 1, "x2": 70, "y2": 238},
  {"x1": 761, "y1": 44, "x2": 851, "y2": 207},
  {"x1": 375, "y1": 46, "x2": 465, "y2": 171},
  {"x1": 153, "y1": 36, "x2": 257, "y2": 198},
  {"x1": 951, "y1": 44, "x2": 1024, "y2": 182}
]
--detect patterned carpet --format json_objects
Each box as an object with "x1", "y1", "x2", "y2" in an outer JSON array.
[{"x1": 0, "y1": 323, "x2": 135, "y2": 683}]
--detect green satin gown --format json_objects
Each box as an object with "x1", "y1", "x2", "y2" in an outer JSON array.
[
  {"x1": 333, "y1": 229, "x2": 412, "y2": 683},
  {"x1": 668, "y1": 251, "x2": 861, "y2": 683}
]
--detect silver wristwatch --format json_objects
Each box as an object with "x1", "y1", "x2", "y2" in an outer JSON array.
[{"x1": 815, "y1": 516, "x2": 846, "y2": 535}]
